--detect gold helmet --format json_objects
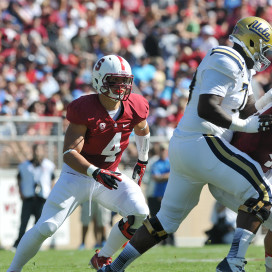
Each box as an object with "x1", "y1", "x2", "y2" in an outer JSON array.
[{"x1": 230, "y1": 16, "x2": 272, "y2": 71}]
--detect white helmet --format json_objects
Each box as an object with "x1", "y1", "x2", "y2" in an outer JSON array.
[{"x1": 92, "y1": 55, "x2": 134, "y2": 101}]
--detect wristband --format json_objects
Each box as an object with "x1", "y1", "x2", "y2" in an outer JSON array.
[
  {"x1": 63, "y1": 149, "x2": 77, "y2": 155},
  {"x1": 87, "y1": 165, "x2": 99, "y2": 177},
  {"x1": 229, "y1": 115, "x2": 259, "y2": 133},
  {"x1": 229, "y1": 117, "x2": 246, "y2": 132}
]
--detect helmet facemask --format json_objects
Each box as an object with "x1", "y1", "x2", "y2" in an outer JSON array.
[
  {"x1": 229, "y1": 17, "x2": 272, "y2": 72},
  {"x1": 253, "y1": 40, "x2": 272, "y2": 72},
  {"x1": 100, "y1": 74, "x2": 134, "y2": 101}
]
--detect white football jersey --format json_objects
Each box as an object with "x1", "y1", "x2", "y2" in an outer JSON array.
[{"x1": 175, "y1": 46, "x2": 254, "y2": 142}]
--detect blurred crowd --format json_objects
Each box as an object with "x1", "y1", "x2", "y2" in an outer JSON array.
[{"x1": 1, "y1": 0, "x2": 272, "y2": 167}]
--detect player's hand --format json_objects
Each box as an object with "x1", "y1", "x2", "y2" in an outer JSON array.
[
  {"x1": 231, "y1": 114, "x2": 272, "y2": 133},
  {"x1": 92, "y1": 169, "x2": 122, "y2": 190},
  {"x1": 132, "y1": 159, "x2": 148, "y2": 186},
  {"x1": 258, "y1": 114, "x2": 272, "y2": 131}
]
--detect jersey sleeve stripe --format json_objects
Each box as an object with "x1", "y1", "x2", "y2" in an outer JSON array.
[
  {"x1": 204, "y1": 134, "x2": 272, "y2": 202},
  {"x1": 210, "y1": 48, "x2": 244, "y2": 71}
]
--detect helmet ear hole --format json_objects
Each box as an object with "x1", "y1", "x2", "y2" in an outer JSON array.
[
  {"x1": 250, "y1": 40, "x2": 254, "y2": 47},
  {"x1": 95, "y1": 78, "x2": 98, "y2": 84}
]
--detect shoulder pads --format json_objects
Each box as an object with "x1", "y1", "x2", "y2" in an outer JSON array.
[{"x1": 208, "y1": 47, "x2": 245, "y2": 79}]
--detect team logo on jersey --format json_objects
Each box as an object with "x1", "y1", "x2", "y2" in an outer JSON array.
[
  {"x1": 249, "y1": 20, "x2": 271, "y2": 42},
  {"x1": 99, "y1": 123, "x2": 106, "y2": 131}
]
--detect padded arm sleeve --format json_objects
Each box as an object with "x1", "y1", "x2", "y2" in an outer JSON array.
[{"x1": 135, "y1": 132, "x2": 150, "y2": 162}]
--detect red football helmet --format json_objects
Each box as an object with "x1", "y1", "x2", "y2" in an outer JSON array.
[{"x1": 92, "y1": 55, "x2": 134, "y2": 101}]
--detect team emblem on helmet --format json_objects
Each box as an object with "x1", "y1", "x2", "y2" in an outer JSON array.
[
  {"x1": 230, "y1": 16, "x2": 272, "y2": 71},
  {"x1": 92, "y1": 55, "x2": 134, "y2": 101}
]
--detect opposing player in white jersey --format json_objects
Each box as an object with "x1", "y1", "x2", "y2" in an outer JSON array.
[
  {"x1": 97, "y1": 17, "x2": 272, "y2": 272},
  {"x1": 210, "y1": 102, "x2": 272, "y2": 272},
  {"x1": 7, "y1": 55, "x2": 150, "y2": 272}
]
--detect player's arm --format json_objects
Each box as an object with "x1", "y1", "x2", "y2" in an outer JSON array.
[
  {"x1": 198, "y1": 94, "x2": 232, "y2": 128},
  {"x1": 63, "y1": 123, "x2": 90, "y2": 175},
  {"x1": 63, "y1": 123, "x2": 121, "y2": 190},
  {"x1": 198, "y1": 94, "x2": 272, "y2": 133},
  {"x1": 255, "y1": 88, "x2": 272, "y2": 111},
  {"x1": 239, "y1": 94, "x2": 257, "y2": 119},
  {"x1": 132, "y1": 120, "x2": 150, "y2": 186}
]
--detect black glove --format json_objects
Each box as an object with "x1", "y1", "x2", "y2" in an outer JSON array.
[
  {"x1": 258, "y1": 114, "x2": 272, "y2": 131},
  {"x1": 92, "y1": 169, "x2": 122, "y2": 190},
  {"x1": 132, "y1": 159, "x2": 148, "y2": 186}
]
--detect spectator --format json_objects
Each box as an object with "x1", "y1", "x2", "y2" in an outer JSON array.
[
  {"x1": 192, "y1": 24, "x2": 219, "y2": 54},
  {"x1": 132, "y1": 54, "x2": 156, "y2": 86},
  {"x1": 78, "y1": 200, "x2": 111, "y2": 250},
  {"x1": 12, "y1": 143, "x2": 55, "y2": 249},
  {"x1": 205, "y1": 201, "x2": 236, "y2": 245},
  {"x1": 148, "y1": 143, "x2": 174, "y2": 246}
]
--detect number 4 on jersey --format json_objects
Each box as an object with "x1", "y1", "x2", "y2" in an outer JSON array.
[{"x1": 101, "y1": 132, "x2": 122, "y2": 162}]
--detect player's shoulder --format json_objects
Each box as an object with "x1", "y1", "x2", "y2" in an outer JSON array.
[
  {"x1": 125, "y1": 93, "x2": 149, "y2": 117},
  {"x1": 67, "y1": 94, "x2": 98, "y2": 115},
  {"x1": 207, "y1": 46, "x2": 245, "y2": 78},
  {"x1": 66, "y1": 94, "x2": 99, "y2": 124},
  {"x1": 68, "y1": 94, "x2": 97, "y2": 109}
]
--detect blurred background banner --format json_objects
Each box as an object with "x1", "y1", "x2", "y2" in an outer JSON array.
[{"x1": 0, "y1": 169, "x2": 70, "y2": 248}]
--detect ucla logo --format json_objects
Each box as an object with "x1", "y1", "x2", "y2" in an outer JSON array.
[{"x1": 249, "y1": 20, "x2": 271, "y2": 42}]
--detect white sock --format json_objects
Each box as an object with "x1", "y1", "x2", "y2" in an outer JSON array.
[
  {"x1": 111, "y1": 242, "x2": 141, "y2": 272},
  {"x1": 265, "y1": 255, "x2": 272, "y2": 269},
  {"x1": 98, "y1": 222, "x2": 128, "y2": 257},
  {"x1": 227, "y1": 228, "x2": 255, "y2": 258},
  {"x1": 7, "y1": 226, "x2": 47, "y2": 272}
]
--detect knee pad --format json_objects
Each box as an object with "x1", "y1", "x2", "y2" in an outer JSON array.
[
  {"x1": 239, "y1": 198, "x2": 271, "y2": 223},
  {"x1": 143, "y1": 216, "x2": 168, "y2": 242},
  {"x1": 38, "y1": 222, "x2": 58, "y2": 237},
  {"x1": 118, "y1": 214, "x2": 147, "y2": 239}
]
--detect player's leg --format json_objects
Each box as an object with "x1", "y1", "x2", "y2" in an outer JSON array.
[
  {"x1": 264, "y1": 230, "x2": 272, "y2": 272},
  {"x1": 89, "y1": 173, "x2": 149, "y2": 269},
  {"x1": 100, "y1": 136, "x2": 205, "y2": 272},
  {"x1": 95, "y1": 202, "x2": 111, "y2": 247},
  {"x1": 7, "y1": 167, "x2": 90, "y2": 272},
  {"x1": 102, "y1": 175, "x2": 204, "y2": 272},
  {"x1": 209, "y1": 181, "x2": 272, "y2": 271},
  {"x1": 202, "y1": 136, "x2": 272, "y2": 272}
]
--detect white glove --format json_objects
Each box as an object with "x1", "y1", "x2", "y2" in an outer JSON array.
[
  {"x1": 230, "y1": 115, "x2": 260, "y2": 133},
  {"x1": 230, "y1": 114, "x2": 272, "y2": 133},
  {"x1": 255, "y1": 89, "x2": 272, "y2": 110}
]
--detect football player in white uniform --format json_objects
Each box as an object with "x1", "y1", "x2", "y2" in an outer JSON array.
[
  {"x1": 210, "y1": 101, "x2": 272, "y2": 272},
  {"x1": 97, "y1": 17, "x2": 272, "y2": 272}
]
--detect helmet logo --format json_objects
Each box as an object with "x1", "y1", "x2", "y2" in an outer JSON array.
[
  {"x1": 95, "y1": 58, "x2": 105, "y2": 71},
  {"x1": 249, "y1": 20, "x2": 271, "y2": 42},
  {"x1": 99, "y1": 123, "x2": 106, "y2": 131}
]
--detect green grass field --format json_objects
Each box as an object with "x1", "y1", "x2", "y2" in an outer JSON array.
[{"x1": 0, "y1": 245, "x2": 266, "y2": 272}]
